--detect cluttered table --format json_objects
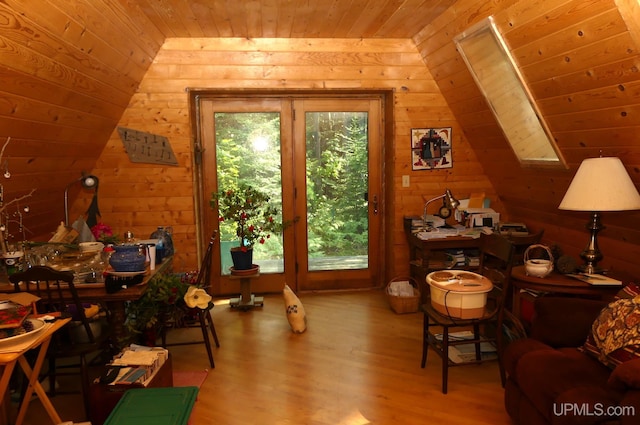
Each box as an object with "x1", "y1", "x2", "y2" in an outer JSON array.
[{"x1": 0, "y1": 249, "x2": 174, "y2": 346}]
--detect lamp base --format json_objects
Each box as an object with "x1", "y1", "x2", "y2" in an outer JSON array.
[
  {"x1": 579, "y1": 212, "x2": 604, "y2": 275},
  {"x1": 577, "y1": 263, "x2": 605, "y2": 275}
]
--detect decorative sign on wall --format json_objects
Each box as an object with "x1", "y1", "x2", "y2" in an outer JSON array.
[
  {"x1": 117, "y1": 127, "x2": 178, "y2": 166},
  {"x1": 411, "y1": 127, "x2": 453, "y2": 170}
]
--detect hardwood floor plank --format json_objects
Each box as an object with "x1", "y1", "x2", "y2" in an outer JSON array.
[{"x1": 18, "y1": 290, "x2": 510, "y2": 424}]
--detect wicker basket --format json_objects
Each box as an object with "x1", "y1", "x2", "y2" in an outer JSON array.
[
  {"x1": 524, "y1": 244, "x2": 554, "y2": 278},
  {"x1": 386, "y1": 276, "x2": 421, "y2": 314}
]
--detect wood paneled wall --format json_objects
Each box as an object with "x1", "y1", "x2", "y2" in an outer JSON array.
[
  {"x1": 89, "y1": 37, "x2": 497, "y2": 280},
  {"x1": 0, "y1": 0, "x2": 162, "y2": 245},
  {"x1": 2, "y1": 0, "x2": 638, "y2": 283},
  {"x1": 415, "y1": 0, "x2": 640, "y2": 277}
]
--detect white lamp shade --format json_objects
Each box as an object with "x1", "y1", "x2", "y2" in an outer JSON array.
[{"x1": 559, "y1": 157, "x2": 640, "y2": 211}]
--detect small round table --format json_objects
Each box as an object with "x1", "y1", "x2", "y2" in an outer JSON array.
[{"x1": 510, "y1": 265, "x2": 621, "y2": 318}]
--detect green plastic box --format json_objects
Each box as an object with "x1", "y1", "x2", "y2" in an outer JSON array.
[{"x1": 103, "y1": 386, "x2": 198, "y2": 425}]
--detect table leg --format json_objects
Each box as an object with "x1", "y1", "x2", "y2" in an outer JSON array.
[
  {"x1": 107, "y1": 301, "x2": 129, "y2": 348},
  {"x1": 0, "y1": 363, "x2": 17, "y2": 409},
  {"x1": 15, "y1": 338, "x2": 61, "y2": 425}
]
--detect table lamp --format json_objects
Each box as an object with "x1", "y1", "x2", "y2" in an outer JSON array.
[
  {"x1": 423, "y1": 189, "x2": 459, "y2": 231},
  {"x1": 558, "y1": 156, "x2": 640, "y2": 274}
]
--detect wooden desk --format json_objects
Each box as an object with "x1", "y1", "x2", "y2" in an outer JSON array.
[
  {"x1": 404, "y1": 218, "x2": 482, "y2": 302},
  {"x1": 0, "y1": 257, "x2": 173, "y2": 345},
  {"x1": 0, "y1": 318, "x2": 71, "y2": 425},
  {"x1": 510, "y1": 265, "x2": 620, "y2": 318}
]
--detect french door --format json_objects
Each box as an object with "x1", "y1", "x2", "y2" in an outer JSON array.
[{"x1": 197, "y1": 95, "x2": 383, "y2": 294}]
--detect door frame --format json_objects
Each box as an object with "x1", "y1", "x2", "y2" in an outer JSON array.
[{"x1": 189, "y1": 89, "x2": 394, "y2": 294}]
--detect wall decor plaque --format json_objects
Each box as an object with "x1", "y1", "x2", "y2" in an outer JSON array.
[
  {"x1": 117, "y1": 127, "x2": 178, "y2": 166},
  {"x1": 411, "y1": 127, "x2": 453, "y2": 170}
]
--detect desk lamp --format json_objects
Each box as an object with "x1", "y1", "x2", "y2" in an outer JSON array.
[
  {"x1": 558, "y1": 157, "x2": 640, "y2": 274},
  {"x1": 64, "y1": 173, "x2": 99, "y2": 226},
  {"x1": 423, "y1": 189, "x2": 460, "y2": 231}
]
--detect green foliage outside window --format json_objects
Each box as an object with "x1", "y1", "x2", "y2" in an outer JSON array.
[{"x1": 214, "y1": 110, "x2": 368, "y2": 259}]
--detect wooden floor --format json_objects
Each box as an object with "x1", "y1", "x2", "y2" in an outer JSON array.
[{"x1": 17, "y1": 290, "x2": 512, "y2": 424}]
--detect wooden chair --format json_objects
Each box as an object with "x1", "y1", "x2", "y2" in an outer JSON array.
[
  {"x1": 420, "y1": 233, "x2": 515, "y2": 393},
  {"x1": 9, "y1": 265, "x2": 114, "y2": 419},
  {"x1": 506, "y1": 229, "x2": 544, "y2": 266},
  {"x1": 159, "y1": 230, "x2": 220, "y2": 368}
]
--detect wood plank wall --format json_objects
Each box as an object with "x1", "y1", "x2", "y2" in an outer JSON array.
[
  {"x1": 0, "y1": 0, "x2": 162, "y2": 245},
  {"x1": 91, "y1": 37, "x2": 498, "y2": 282},
  {"x1": 5, "y1": 0, "x2": 638, "y2": 284},
  {"x1": 415, "y1": 0, "x2": 640, "y2": 277}
]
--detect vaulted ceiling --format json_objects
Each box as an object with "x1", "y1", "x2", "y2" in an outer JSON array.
[
  {"x1": 1, "y1": 0, "x2": 639, "y2": 278},
  {"x1": 133, "y1": 0, "x2": 458, "y2": 39}
]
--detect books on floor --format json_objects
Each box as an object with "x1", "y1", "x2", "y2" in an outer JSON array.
[{"x1": 108, "y1": 344, "x2": 169, "y2": 386}]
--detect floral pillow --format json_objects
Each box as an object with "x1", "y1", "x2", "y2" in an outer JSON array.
[{"x1": 582, "y1": 282, "x2": 640, "y2": 369}]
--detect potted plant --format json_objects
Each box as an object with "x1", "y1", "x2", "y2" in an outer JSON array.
[
  {"x1": 211, "y1": 184, "x2": 288, "y2": 270},
  {"x1": 125, "y1": 273, "x2": 189, "y2": 344},
  {"x1": 125, "y1": 271, "x2": 213, "y2": 346}
]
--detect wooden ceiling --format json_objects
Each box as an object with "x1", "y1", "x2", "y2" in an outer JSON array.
[
  {"x1": 2, "y1": 0, "x2": 640, "y2": 277},
  {"x1": 134, "y1": 0, "x2": 457, "y2": 39}
]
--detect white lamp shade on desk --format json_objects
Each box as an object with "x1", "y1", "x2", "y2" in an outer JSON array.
[{"x1": 559, "y1": 157, "x2": 640, "y2": 212}]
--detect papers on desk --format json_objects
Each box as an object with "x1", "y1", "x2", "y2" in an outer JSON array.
[
  {"x1": 415, "y1": 226, "x2": 490, "y2": 240},
  {"x1": 566, "y1": 273, "x2": 622, "y2": 286}
]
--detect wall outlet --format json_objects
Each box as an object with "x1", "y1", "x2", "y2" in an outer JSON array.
[{"x1": 402, "y1": 175, "x2": 410, "y2": 187}]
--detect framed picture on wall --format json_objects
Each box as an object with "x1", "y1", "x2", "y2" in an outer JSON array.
[{"x1": 411, "y1": 127, "x2": 453, "y2": 170}]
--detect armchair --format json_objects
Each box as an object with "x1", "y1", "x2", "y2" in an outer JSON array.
[{"x1": 503, "y1": 292, "x2": 640, "y2": 425}]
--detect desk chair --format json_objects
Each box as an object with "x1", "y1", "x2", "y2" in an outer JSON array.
[
  {"x1": 506, "y1": 229, "x2": 544, "y2": 266},
  {"x1": 160, "y1": 230, "x2": 220, "y2": 368},
  {"x1": 9, "y1": 265, "x2": 114, "y2": 419},
  {"x1": 420, "y1": 233, "x2": 515, "y2": 393}
]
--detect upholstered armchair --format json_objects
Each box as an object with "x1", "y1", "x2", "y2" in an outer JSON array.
[{"x1": 503, "y1": 287, "x2": 640, "y2": 425}]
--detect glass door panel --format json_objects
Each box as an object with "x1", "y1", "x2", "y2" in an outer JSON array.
[
  {"x1": 305, "y1": 111, "x2": 369, "y2": 271},
  {"x1": 214, "y1": 112, "x2": 285, "y2": 275}
]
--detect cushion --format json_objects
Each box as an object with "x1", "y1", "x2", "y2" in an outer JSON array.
[
  {"x1": 615, "y1": 281, "x2": 640, "y2": 300},
  {"x1": 283, "y1": 284, "x2": 307, "y2": 333},
  {"x1": 582, "y1": 294, "x2": 640, "y2": 369}
]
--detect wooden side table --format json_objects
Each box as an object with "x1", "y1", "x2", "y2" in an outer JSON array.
[
  {"x1": 510, "y1": 265, "x2": 621, "y2": 319},
  {"x1": 229, "y1": 268, "x2": 264, "y2": 310}
]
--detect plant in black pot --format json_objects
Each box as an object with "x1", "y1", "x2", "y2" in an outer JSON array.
[{"x1": 211, "y1": 184, "x2": 289, "y2": 271}]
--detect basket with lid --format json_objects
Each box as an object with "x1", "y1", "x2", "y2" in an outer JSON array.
[{"x1": 426, "y1": 270, "x2": 493, "y2": 319}]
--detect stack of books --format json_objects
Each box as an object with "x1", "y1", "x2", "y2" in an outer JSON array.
[
  {"x1": 445, "y1": 249, "x2": 466, "y2": 268},
  {"x1": 108, "y1": 344, "x2": 169, "y2": 386},
  {"x1": 465, "y1": 249, "x2": 480, "y2": 267}
]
